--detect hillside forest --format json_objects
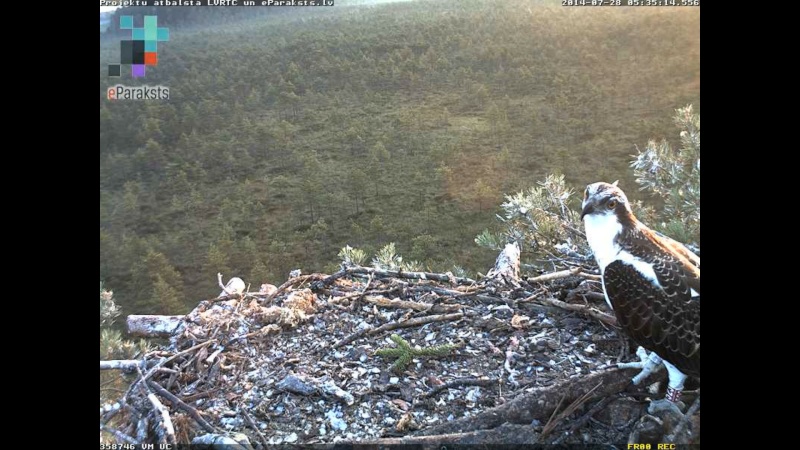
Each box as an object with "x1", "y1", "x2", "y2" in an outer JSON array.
[{"x1": 99, "y1": 0, "x2": 700, "y2": 318}]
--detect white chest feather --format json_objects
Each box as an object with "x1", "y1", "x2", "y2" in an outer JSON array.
[
  {"x1": 583, "y1": 213, "x2": 623, "y2": 272},
  {"x1": 584, "y1": 214, "x2": 662, "y2": 310}
]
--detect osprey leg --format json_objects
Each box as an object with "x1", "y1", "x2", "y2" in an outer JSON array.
[
  {"x1": 618, "y1": 346, "x2": 664, "y2": 385},
  {"x1": 662, "y1": 360, "x2": 687, "y2": 403}
]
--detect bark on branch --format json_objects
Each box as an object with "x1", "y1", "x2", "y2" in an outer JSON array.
[
  {"x1": 100, "y1": 360, "x2": 154, "y2": 372},
  {"x1": 318, "y1": 267, "x2": 477, "y2": 287},
  {"x1": 362, "y1": 423, "x2": 541, "y2": 446},
  {"x1": 417, "y1": 368, "x2": 659, "y2": 436},
  {"x1": 127, "y1": 315, "x2": 184, "y2": 338},
  {"x1": 484, "y1": 242, "x2": 521, "y2": 286},
  {"x1": 536, "y1": 296, "x2": 618, "y2": 327}
]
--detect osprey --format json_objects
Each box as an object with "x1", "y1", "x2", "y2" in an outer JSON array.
[{"x1": 581, "y1": 181, "x2": 699, "y2": 403}]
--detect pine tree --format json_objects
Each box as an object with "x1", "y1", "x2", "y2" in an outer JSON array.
[
  {"x1": 476, "y1": 106, "x2": 700, "y2": 268},
  {"x1": 630, "y1": 105, "x2": 700, "y2": 246}
]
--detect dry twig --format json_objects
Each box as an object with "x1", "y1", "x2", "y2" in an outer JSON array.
[
  {"x1": 368, "y1": 312, "x2": 464, "y2": 335},
  {"x1": 147, "y1": 380, "x2": 216, "y2": 434}
]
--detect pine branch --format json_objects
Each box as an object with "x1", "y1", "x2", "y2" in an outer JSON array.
[{"x1": 374, "y1": 334, "x2": 460, "y2": 374}]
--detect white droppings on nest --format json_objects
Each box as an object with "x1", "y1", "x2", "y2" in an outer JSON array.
[{"x1": 113, "y1": 263, "x2": 633, "y2": 445}]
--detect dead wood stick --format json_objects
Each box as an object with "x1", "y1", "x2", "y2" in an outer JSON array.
[
  {"x1": 135, "y1": 366, "x2": 176, "y2": 445},
  {"x1": 535, "y1": 297, "x2": 617, "y2": 327},
  {"x1": 417, "y1": 368, "x2": 650, "y2": 436},
  {"x1": 567, "y1": 290, "x2": 607, "y2": 303},
  {"x1": 194, "y1": 293, "x2": 243, "y2": 311},
  {"x1": 551, "y1": 394, "x2": 617, "y2": 444},
  {"x1": 224, "y1": 325, "x2": 281, "y2": 346},
  {"x1": 528, "y1": 267, "x2": 600, "y2": 283},
  {"x1": 264, "y1": 274, "x2": 316, "y2": 304},
  {"x1": 100, "y1": 424, "x2": 139, "y2": 445},
  {"x1": 364, "y1": 295, "x2": 431, "y2": 312},
  {"x1": 241, "y1": 407, "x2": 269, "y2": 449},
  {"x1": 411, "y1": 285, "x2": 471, "y2": 297},
  {"x1": 147, "y1": 380, "x2": 216, "y2": 433},
  {"x1": 395, "y1": 280, "x2": 480, "y2": 295},
  {"x1": 349, "y1": 273, "x2": 373, "y2": 311},
  {"x1": 180, "y1": 389, "x2": 217, "y2": 403},
  {"x1": 100, "y1": 360, "x2": 155, "y2": 372},
  {"x1": 127, "y1": 315, "x2": 185, "y2": 338},
  {"x1": 484, "y1": 242, "x2": 521, "y2": 285},
  {"x1": 473, "y1": 294, "x2": 507, "y2": 304},
  {"x1": 123, "y1": 340, "x2": 216, "y2": 402},
  {"x1": 422, "y1": 377, "x2": 498, "y2": 399},
  {"x1": 665, "y1": 393, "x2": 700, "y2": 443},
  {"x1": 333, "y1": 325, "x2": 373, "y2": 349},
  {"x1": 541, "y1": 381, "x2": 603, "y2": 438},
  {"x1": 146, "y1": 393, "x2": 176, "y2": 444},
  {"x1": 191, "y1": 434, "x2": 250, "y2": 449},
  {"x1": 321, "y1": 267, "x2": 477, "y2": 286},
  {"x1": 368, "y1": 313, "x2": 464, "y2": 335},
  {"x1": 362, "y1": 423, "x2": 540, "y2": 446}
]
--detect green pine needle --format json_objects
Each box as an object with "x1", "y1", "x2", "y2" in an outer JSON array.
[{"x1": 374, "y1": 334, "x2": 460, "y2": 374}]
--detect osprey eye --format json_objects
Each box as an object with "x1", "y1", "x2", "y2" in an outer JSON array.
[{"x1": 607, "y1": 200, "x2": 618, "y2": 209}]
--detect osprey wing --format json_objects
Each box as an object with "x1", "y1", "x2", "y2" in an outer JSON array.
[
  {"x1": 627, "y1": 228, "x2": 700, "y2": 297},
  {"x1": 603, "y1": 259, "x2": 700, "y2": 377}
]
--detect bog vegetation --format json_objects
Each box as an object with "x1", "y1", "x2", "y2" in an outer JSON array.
[{"x1": 100, "y1": 0, "x2": 700, "y2": 318}]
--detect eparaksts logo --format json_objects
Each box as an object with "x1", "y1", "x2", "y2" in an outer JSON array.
[{"x1": 107, "y1": 85, "x2": 170, "y2": 100}]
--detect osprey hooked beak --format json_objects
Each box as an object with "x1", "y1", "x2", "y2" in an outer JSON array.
[{"x1": 580, "y1": 202, "x2": 595, "y2": 220}]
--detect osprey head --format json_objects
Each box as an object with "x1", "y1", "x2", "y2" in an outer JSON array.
[{"x1": 580, "y1": 180, "x2": 632, "y2": 222}]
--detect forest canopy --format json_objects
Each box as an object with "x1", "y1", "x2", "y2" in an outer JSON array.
[{"x1": 100, "y1": 0, "x2": 700, "y2": 317}]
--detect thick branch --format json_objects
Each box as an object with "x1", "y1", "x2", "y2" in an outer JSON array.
[
  {"x1": 320, "y1": 267, "x2": 477, "y2": 287},
  {"x1": 147, "y1": 380, "x2": 216, "y2": 434},
  {"x1": 364, "y1": 295, "x2": 432, "y2": 312},
  {"x1": 100, "y1": 424, "x2": 139, "y2": 445},
  {"x1": 146, "y1": 393, "x2": 176, "y2": 445},
  {"x1": 417, "y1": 368, "x2": 656, "y2": 436},
  {"x1": 536, "y1": 297, "x2": 617, "y2": 327},
  {"x1": 100, "y1": 360, "x2": 153, "y2": 372},
  {"x1": 265, "y1": 274, "x2": 317, "y2": 303},
  {"x1": 484, "y1": 242, "x2": 521, "y2": 286},
  {"x1": 127, "y1": 315, "x2": 184, "y2": 338},
  {"x1": 363, "y1": 423, "x2": 540, "y2": 446},
  {"x1": 526, "y1": 266, "x2": 601, "y2": 283},
  {"x1": 191, "y1": 434, "x2": 250, "y2": 450}
]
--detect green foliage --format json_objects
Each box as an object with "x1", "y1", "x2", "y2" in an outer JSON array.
[
  {"x1": 630, "y1": 105, "x2": 700, "y2": 245},
  {"x1": 338, "y1": 245, "x2": 367, "y2": 268},
  {"x1": 100, "y1": 281, "x2": 150, "y2": 417},
  {"x1": 100, "y1": 328, "x2": 150, "y2": 361},
  {"x1": 340, "y1": 243, "x2": 425, "y2": 272},
  {"x1": 374, "y1": 334, "x2": 459, "y2": 374},
  {"x1": 450, "y1": 265, "x2": 470, "y2": 279},
  {"x1": 130, "y1": 250, "x2": 187, "y2": 315},
  {"x1": 478, "y1": 106, "x2": 700, "y2": 269},
  {"x1": 372, "y1": 243, "x2": 403, "y2": 270},
  {"x1": 100, "y1": 281, "x2": 121, "y2": 328},
  {"x1": 100, "y1": 282, "x2": 151, "y2": 359},
  {"x1": 476, "y1": 174, "x2": 589, "y2": 263}
]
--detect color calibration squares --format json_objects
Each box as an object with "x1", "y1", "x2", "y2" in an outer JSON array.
[{"x1": 108, "y1": 15, "x2": 169, "y2": 78}]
